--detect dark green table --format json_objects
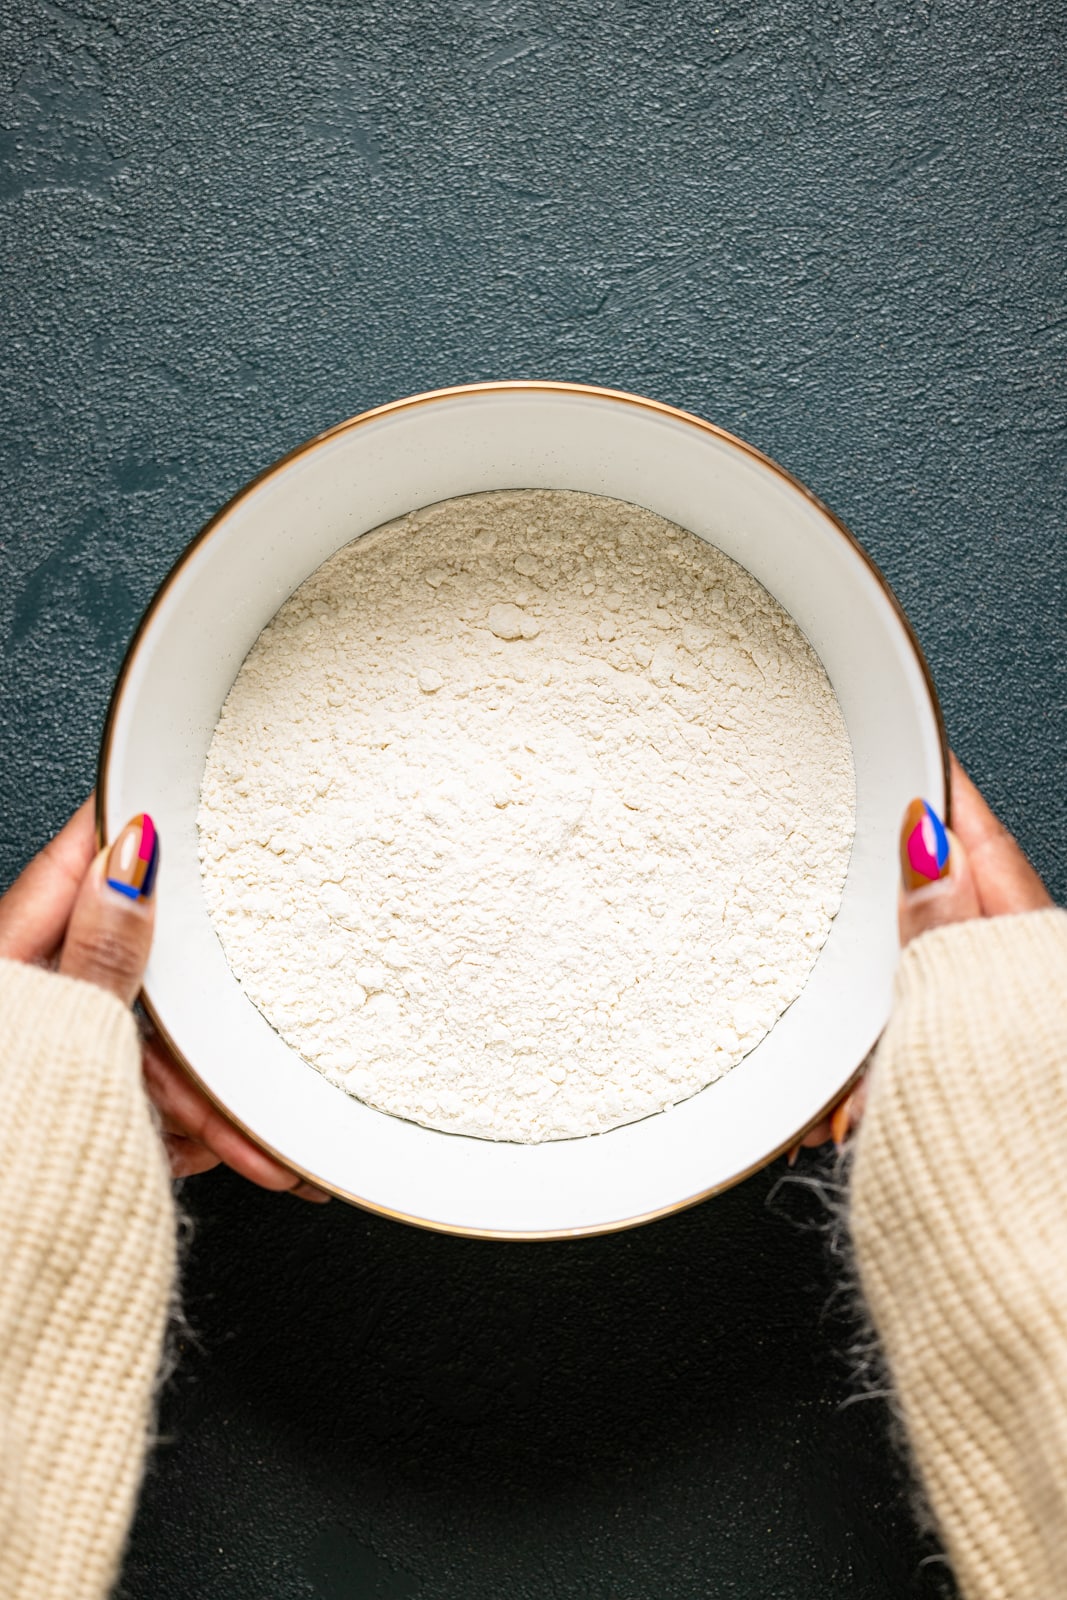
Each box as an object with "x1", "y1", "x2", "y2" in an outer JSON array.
[{"x1": 2, "y1": 3, "x2": 1063, "y2": 1595}]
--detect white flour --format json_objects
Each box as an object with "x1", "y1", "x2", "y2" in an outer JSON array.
[{"x1": 198, "y1": 490, "x2": 855, "y2": 1142}]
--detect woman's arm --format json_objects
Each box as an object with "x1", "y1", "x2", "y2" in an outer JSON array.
[
  {"x1": 0, "y1": 804, "x2": 175, "y2": 1600},
  {"x1": 850, "y1": 763, "x2": 1066, "y2": 1600}
]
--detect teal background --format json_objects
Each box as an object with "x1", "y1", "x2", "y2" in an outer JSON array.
[{"x1": 2, "y1": 1, "x2": 1064, "y2": 1595}]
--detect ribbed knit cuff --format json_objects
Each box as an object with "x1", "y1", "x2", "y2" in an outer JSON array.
[
  {"x1": 0, "y1": 958, "x2": 176, "y2": 1600},
  {"x1": 851, "y1": 908, "x2": 1067, "y2": 1600}
]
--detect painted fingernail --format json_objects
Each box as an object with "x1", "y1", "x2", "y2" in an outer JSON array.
[
  {"x1": 900, "y1": 798, "x2": 950, "y2": 891},
  {"x1": 830, "y1": 1098, "x2": 852, "y2": 1150},
  {"x1": 106, "y1": 813, "x2": 159, "y2": 901}
]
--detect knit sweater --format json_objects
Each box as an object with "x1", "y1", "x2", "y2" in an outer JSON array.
[
  {"x1": 0, "y1": 958, "x2": 175, "y2": 1600},
  {"x1": 851, "y1": 907, "x2": 1067, "y2": 1599},
  {"x1": 1, "y1": 915, "x2": 1065, "y2": 1599}
]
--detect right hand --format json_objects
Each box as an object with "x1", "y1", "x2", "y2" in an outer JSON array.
[{"x1": 798, "y1": 753, "x2": 1053, "y2": 1151}]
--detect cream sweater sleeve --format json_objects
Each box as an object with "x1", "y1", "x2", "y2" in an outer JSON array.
[
  {"x1": 851, "y1": 907, "x2": 1067, "y2": 1600},
  {"x1": 0, "y1": 958, "x2": 176, "y2": 1600}
]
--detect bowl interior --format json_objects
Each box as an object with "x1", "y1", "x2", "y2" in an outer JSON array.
[{"x1": 101, "y1": 385, "x2": 945, "y2": 1237}]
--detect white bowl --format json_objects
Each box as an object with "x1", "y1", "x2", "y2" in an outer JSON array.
[{"x1": 98, "y1": 382, "x2": 947, "y2": 1238}]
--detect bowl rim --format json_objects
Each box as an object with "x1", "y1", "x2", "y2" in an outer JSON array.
[{"x1": 97, "y1": 379, "x2": 950, "y2": 1238}]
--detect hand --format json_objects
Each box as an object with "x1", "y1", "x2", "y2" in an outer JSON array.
[
  {"x1": 795, "y1": 753, "x2": 1053, "y2": 1154},
  {"x1": 0, "y1": 799, "x2": 329, "y2": 1202},
  {"x1": 141, "y1": 1025, "x2": 329, "y2": 1200}
]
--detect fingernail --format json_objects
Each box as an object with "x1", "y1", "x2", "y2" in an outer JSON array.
[
  {"x1": 830, "y1": 1099, "x2": 852, "y2": 1150},
  {"x1": 106, "y1": 813, "x2": 159, "y2": 901},
  {"x1": 786, "y1": 1142, "x2": 801, "y2": 1168},
  {"x1": 900, "y1": 798, "x2": 951, "y2": 891}
]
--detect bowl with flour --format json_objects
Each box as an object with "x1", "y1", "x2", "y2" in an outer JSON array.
[{"x1": 98, "y1": 382, "x2": 947, "y2": 1238}]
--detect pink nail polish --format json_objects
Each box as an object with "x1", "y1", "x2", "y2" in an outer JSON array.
[{"x1": 106, "y1": 813, "x2": 159, "y2": 900}]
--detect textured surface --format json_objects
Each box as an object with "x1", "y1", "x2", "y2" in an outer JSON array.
[{"x1": 0, "y1": 0, "x2": 1063, "y2": 1595}]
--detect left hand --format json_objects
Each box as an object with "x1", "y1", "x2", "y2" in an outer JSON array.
[
  {"x1": 0, "y1": 797, "x2": 329, "y2": 1201},
  {"x1": 141, "y1": 1023, "x2": 328, "y2": 1200}
]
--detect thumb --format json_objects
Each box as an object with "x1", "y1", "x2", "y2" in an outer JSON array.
[
  {"x1": 898, "y1": 797, "x2": 980, "y2": 948},
  {"x1": 58, "y1": 813, "x2": 159, "y2": 1005}
]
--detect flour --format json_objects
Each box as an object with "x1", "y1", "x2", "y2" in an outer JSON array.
[{"x1": 198, "y1": 490, "x2": 855, "y2": 1142}]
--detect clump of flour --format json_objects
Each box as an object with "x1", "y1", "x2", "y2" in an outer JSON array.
[{"x1": 198, "y1": 490, "x2": 855, "y2": 1142}]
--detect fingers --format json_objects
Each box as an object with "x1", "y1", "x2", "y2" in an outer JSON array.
[
  {"x1": 795, "y1": 1117, "x2": 831, "y2": 1153},
  {"x1": 790, "y1": 757, "x2": 1049, "y2": 1162},
  {"x1": 142, "y1": 1032, "x2": 296, "y2": 1188},
  {"x1": 0, "y1": 797, "x2": 97, "y2": 963},
  {"x1": 142, "y1": 1031, "x2": 331, "y2": 1201},
  {"x1": 5, "y1": 803, "x2": 330, "y2": 1202},
  {"x1": 792, "y1": 1076, "x2": 869, "y2": 1159},
  {"x1": 291, "y1": 1181, "x2": 332, "y2": 1203},
  {"x1": 58, "y1": 813, "x2": 159, "y2": 1005},
  {"x1": 791, "y1": 792, "x2": 972, "y2": 1158},
  {"x1": 158, "y1": 1133, "x2": 333, "y2": 1195},
  {"x1": 163, "y1": 1133, "x2": 222, "y2": 1179},
  {"x1": 948, "y1": 754, "x2": 1052, "y2": 917}
]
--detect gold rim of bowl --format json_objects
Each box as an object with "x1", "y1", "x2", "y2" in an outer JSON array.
[{"x1": 96, "y1": 380, "x2": 951, "y2": 1239}]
